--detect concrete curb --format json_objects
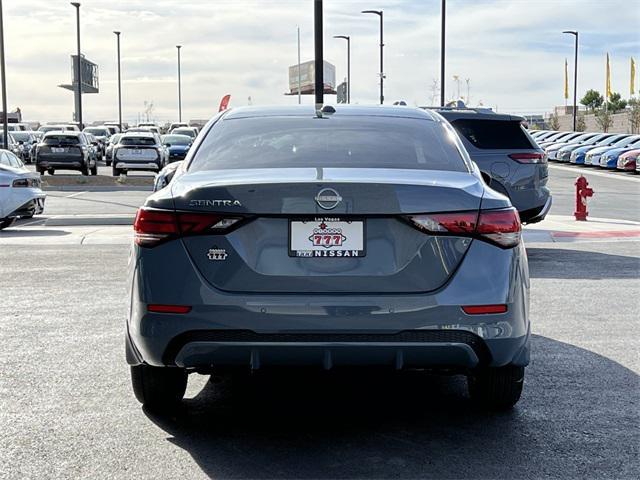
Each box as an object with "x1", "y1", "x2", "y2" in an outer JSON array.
[{"x1": 43, "y1": 185, "x2": 153, "y2": 192}]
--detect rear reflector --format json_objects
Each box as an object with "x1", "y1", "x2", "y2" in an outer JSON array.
[
  {"x1": 462, "y1": 305, "x2": 508, "y2": 315},
  {"x1": 133, "y1": 208, "x2": 243, "y2": 247},
  {"x1": 508, "y1": 152, "x2": 547, "y2": 164},
  {"x1": 408, "y1": 207, "x2": 521, "y2": 248},
  {"x1": 147, "y1": 304, "x2": 192, "y2": 314}
]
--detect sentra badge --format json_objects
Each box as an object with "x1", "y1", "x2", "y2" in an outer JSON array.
[{"x1": 190, "y1": 199, "x2": 242, "y2": 207}]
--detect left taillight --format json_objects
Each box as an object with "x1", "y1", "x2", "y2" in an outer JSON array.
[
  {"x1": 508, "y1": 152, "x2": 547, "y2": 164},
  {"x1": 407, "y1": 207, "x2": 521, "y2": 248},
  {"x1": 133, "y1": 208, "x2": 243, "y2": 247}
]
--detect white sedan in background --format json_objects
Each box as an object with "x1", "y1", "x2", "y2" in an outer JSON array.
[{"x1": 0, "y1": 149, "x2": 45, "y2": 230}]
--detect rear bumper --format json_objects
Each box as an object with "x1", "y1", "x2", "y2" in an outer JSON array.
[
  {"x1": 520, "y1": 195, "x2": 552, "y2": 224},
  {"x1": 115, "y1": 161, "x2": 160, "y2": 170},
  {"x1": 128, "y1": 239, "x2": 531, "y2": 370}
]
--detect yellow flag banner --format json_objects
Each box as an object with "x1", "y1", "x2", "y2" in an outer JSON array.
[
  {"x1": 631, "y1": 57, "x2": 636, "y2": 96},
  {"x1": 564, "y1": 59, "x2": 569, "y2": 100},
  {"x1": 606, "y1": 53, "x2": 612, "y2": 99}
]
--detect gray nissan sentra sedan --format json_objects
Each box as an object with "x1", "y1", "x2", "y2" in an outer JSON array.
[{"x1": 127, "y1": 105, "x2": 530, "y2": 411}]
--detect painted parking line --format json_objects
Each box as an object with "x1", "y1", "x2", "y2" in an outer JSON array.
[{"x1": 548, "y1": 164, "x2": 639, "y2": 183}]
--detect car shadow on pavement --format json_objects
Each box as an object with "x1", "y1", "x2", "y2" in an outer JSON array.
[
  {"x1": 145, "y1": 335, "x2": 639, "y2": 479},
  {"x1": 527, "y1": 247, "x2": 639, "y2": 279}
]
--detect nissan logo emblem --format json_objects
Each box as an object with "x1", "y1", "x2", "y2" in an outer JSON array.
[{"x1": 315, "y1": 188, "x2": 342, "y2": 210}]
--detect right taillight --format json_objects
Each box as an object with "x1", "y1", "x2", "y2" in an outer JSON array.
[
  {"x1": 407, "y1": 207, "x2": 521, "y2": 248},
  {"x1": 508, "y1": 152, "x2": 547, "y2": 164},
  {"x1": 133, "y1": 208, "x2": 243, "y2": 247}
]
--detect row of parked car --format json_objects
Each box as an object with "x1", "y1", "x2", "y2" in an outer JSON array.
[
  {"x1": 1, "y1": 122, "x2": 200, "y2": 176},
  {"x1": 530, "y1": 129, "x2": 640, "y2": 173}
]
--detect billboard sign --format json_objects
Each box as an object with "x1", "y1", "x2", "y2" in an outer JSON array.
[
  {"x1": 288, "y1": 60, "x2": 336, "y2": 94},
  {"x1": 70, "y1": 55, "x2": 99, "y2": 93}
]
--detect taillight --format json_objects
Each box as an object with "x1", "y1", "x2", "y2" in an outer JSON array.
[
  {"x1": 462, "y1": 304, "x2": 507, "y2": 315},
  {"x1": 147, "y1": 304, "x2": 192, "y2": 314},
  {"x1": 476, "y1": 208, "x2": 521, "y2": 248},
  {"x1": 407, "y1": 207, "x2": 521, "y2": 248},
  {"x1": 133, "y1": 208, "x2": 243, "y2": 247},
  {"x1": 508, "y1": 152, "x2": 547, "y2": 164}
]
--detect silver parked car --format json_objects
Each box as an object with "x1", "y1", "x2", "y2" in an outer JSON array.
[
  {"x1": 127, "y1": 105, "x2": 530, "y2": 412},
  {"x1": 112, "y1": 132, "x2": 168, "y2": 176}
]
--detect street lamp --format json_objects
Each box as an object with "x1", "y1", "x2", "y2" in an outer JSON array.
[
  {"x1": 361, "y1": 9, "x2": 384, "y2": 104},
  {"x1": 333, "y1": 35, "x2": 350, "y2": 103},
  {"x1": 70, "y1": 2, "x2": 82, "y2": 129},
  {"x1": 0, "y1": 0, "x2": 8, "y2": 146},
  {"x1": 563, "y1": 30, "x2": 579, "y2": 131},
  {"x1": 113, "y1": 31, "x2": 122, "y2": 133},
  {"x1": 176, "y1": 45, "x2": 182, "y2": 122}
]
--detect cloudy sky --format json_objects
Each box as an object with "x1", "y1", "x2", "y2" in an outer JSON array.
[{"x1": 4, "y1": 0, "x2": 639, "y2": 123}]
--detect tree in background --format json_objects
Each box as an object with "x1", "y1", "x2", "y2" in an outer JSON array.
[
  {"x1": 595, "y1": 108, "x2": 613, "y2": 132},
  {"x1": 580, "y1": 89, "x2": 604, "y2": 112},
  {"x1": 548, "y1": 112, "x2": 560, "y2": 130},
  {"x1": 576, "y1": 113, "x2": 586, "y2": 132},
  {"x1": 628, "y1": 98, "x2": 640, "y2": 134},
  {"x1": 606, "y1": 92, "x2": 628, "y2": 113}
]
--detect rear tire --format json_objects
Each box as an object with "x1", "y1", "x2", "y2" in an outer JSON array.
[
  {"x1": 47, "y1": 169, "x2": 55, "y2": 175},
  {"x1": 130, "y1": 364, "x2": 187, "y2": 411},
  {"x1": 90, "y1": 163, "x2": 98, "y2": 176},
  {"x1": 36, "y1": 166, "x2": 45, "y2": 175},
  {"x1": 0, "y1": 217, "x2": 16, "y2": 230},
  {"x1": 81, "y1": 163, "x2": 89, "y2": 176},
  {"x1": 112, "y1": 165, "x2": 122, "y2": 176},
  {"x1": 468, "y1": 365, "x2": 524, "y2": 410}
]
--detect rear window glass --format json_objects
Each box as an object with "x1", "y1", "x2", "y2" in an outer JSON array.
[
  {"x1": 120, "y1": 136, "x2": 156, "y2": 146},
  {"x1": 44, "y1": 135, "x2": 80, "y2": 145},
  {"x1": 451, "y1": 119, "x2": 534, "y2": 149},
  {"x1": 190, "y1": 116, "x2": 467, "y2": 172}
]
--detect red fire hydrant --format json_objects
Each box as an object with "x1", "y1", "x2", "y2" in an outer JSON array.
[{"x1": 574, "y1": 175, "x2": 594, "y2": 221}]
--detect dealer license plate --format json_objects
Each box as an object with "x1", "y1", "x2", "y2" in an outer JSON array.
[{"x1": 289, "y1": 217, "x2": 365, "y2": 258}]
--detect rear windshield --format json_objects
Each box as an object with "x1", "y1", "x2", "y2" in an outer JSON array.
[
  {"x1": 190, "y1": 116, "x2": 467, "y2": 172},
  {"x1": 84, "y1": 128, "x2": 109, "y2": 136},
  {"x1": 173, "y1": 129, "x2": 195, "y2": 136},
  {"x1": 120, "y1": 136, "x2": 156, "y2": 146},
  {"x1": 44, "y1": 135, "x2": 80, "y2": 145},
  {"x1": 450, "y1": 119, "x2": 534, "y2": 149},
  {"x1": 162, "y1": 135, "x2": 191, "y2": 145}
]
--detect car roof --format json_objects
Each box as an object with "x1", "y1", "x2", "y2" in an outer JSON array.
[
  {"x1": 223, "y1": 105, "x2": 439, "y2": 121},
  {"x1": 122, "y1": 131, "x2": 155, "y2": 137},
  {"x1": 44, "y1": 130, "x2": 81, "y2": 137}
]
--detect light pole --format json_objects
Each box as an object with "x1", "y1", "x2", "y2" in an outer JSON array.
[
  {"x1": 71, "y1": 2, "x2": 82, "y2": 128},
  {"x1": 563, "y1": 30, "x2": 578, "y2": 131},
  {"x1": 314, "y1": 0, "x2": 323, "y2": 110},
  {"x1": 333, "y1": 35, "x2": 350, "y2": 103},
  {"x1": 0, "y1": 0, "x2": 8, "y2": 147},
  {"x1": 114, "y1": 31, "x2": 122, "y2": 132},
  {"x1": 440, "y1": 0, "x2": 446, "y2": 106},
  {"x1": 176, "y1": 45, "x2": 182, "y2": 122},
  {"x1": 362, "y1": 9, "x2": 383, "y2": 104}
]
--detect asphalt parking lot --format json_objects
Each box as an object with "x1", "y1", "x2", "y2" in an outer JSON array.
[{"x1": 1, "y1": 167, "x2": 639, "y2": 479}]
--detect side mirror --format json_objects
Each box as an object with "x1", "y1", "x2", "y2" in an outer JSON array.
[{"x1": 165, "y1": 143, "x2": 171, "y2": 148}]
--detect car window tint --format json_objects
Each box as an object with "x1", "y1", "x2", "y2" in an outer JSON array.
[
  {"x1": 7, "y1": 152, "x2": 23, "y2": 167},
  {"x1": 191, "y1": 116, "x2": 467, "y2": 172},
  {"x1": 120, "y1": 137, "x2": 157, "y2": 146},
  {"x1": 43, "y1": 135, "x2": 80, "y2": 145},
  {"x1": 450, "y1": 119, "x2": 534, "y2": 149}
]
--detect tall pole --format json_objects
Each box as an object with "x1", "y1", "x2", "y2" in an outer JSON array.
[
  {"x1": 297, "y1": 26, "x2": 301, "y2": 104},
  {"x1": 563, "y1": 30, "x2": 578, "y2": 131},
  {"x1": 333, "y1": 35, "x2": 351, "y2": 103},
  {"x1": 176, "y1": 45, "x2": 182, "y2": 122},
  {"x1": 440, "y1": 0, "x2": 446, "y2": 106},
  {"x1": 362, "y1": 10, "x2": 383, "y2": 104},
  {"x1": 114, "y1": 31, "x2": 122, "y2": 132},
  {"x1": 314, "y1": 0, "x2": 323, "y2": 111},
  {"x1": 0, "y1": 0, "x2": 8, "y2": 147},
  {"x1": 71, "y1": 2, "x2": 82, "y2": 128}
]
